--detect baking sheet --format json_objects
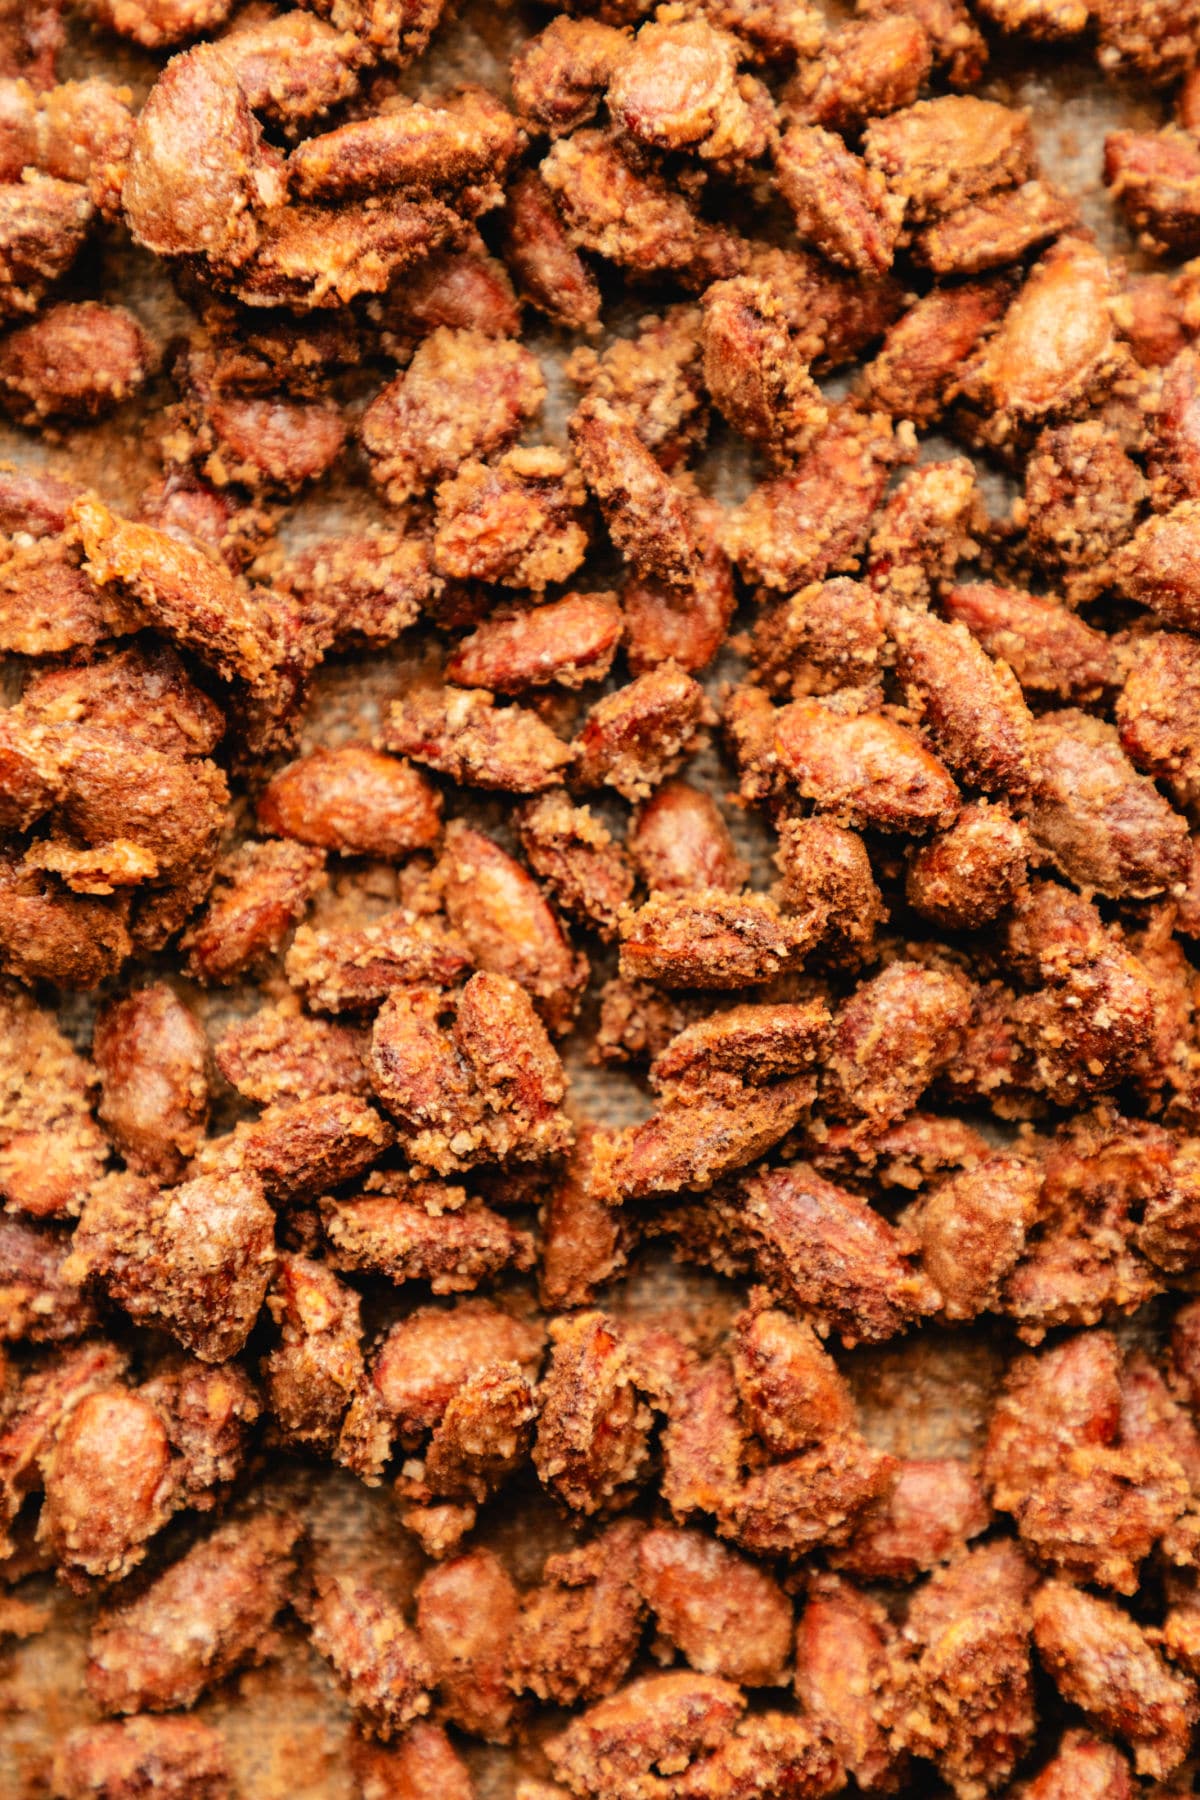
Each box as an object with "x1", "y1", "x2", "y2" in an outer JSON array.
[{"x1": 0, "y1": 5, "x2": 1186, "y2": 1794}]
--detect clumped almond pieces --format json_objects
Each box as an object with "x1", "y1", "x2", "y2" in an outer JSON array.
[
  {"x1": 509, "y1": 1519, "x2": 645, "y2": 1706},
  {"x1": 351, "y1": 1722, "x2": 474, "y2": 1800},
  {"x1": 1032, "y1": 1580, "x2": 1199, "y2": 1779},
  {"x1": 570, "y1": 395, "x2": 697, "y2": 587},
  {"x1": 795, "y1": 1573, "x2": 901, "y2": 1792},
  {"x1": 86, "y1": 1508, "x2": 302, "y2": 1713},
  {"x1": 145, "y1": 1377, "x2": 256, "y2": 1515},
  {"x1": 51, "y1": 1715, "x2": 232, "y2": 1800},
  {"x1": 231, "y1": 195, "x2": 466, "y2": 313},
  {"x1": 867, "y1": 457, "x2": 982, "y2": 602},
  {"x1": 540, "y1": 127, "x2": 744, "y2": 289},
  {"x1": 545, "y1": 1671, "x2": 746, "y2": 1797},
  {"x1": 744, "y1": 241, "x2": 905, "y2": 373},
  {"x1": 615, "y1": 1072, "x2": 816, "y2": 1197},
  {"x1": 37, "y1": 1384, "x2": 177, "y2": 1582},
  {"x1": 381, "y1": 685, "x2": 572, "y2": 794},
  {"x1": 17, "y1": 642, "x2": 224, "y2": 760},
  {"x1": 1026, "y1": 709, "x2": 1191, "y2": 899},
  {"x1": 416, "y1": 1547, "x2": 521, "y2": 1742},
  {"x1": 737, "y1": 1163, "x2": 938, "y2": 1345},
  {"x1": 566, "y1": 305, "x2": 708, "y2": 471},
  {"x1": 774, "y1": 814, "x2": 887, "y2": 967},
  {"x1": 182, "y1": 838, "x2": 325, "y2": 984},
  {"x1": 263, "y1": 1255, "x2": 364, "y2": 1453},
  {"x1": 1000, "y1": 1112, "x2": 1163, "y2": 1332},
  {"x1": 433, "y1": 448, "x2": 591, "y2": 592},
  {"x1": 278, "y1": 529, "x2": 432, "y2": 649},
  {"x1": 754, "y1": 578, "x2": 888, "y2": 700},
  {"x1": 447, "y1": 591, "x2": 621, "y2": 693},
  {"x1": 1105, "y1": 127, "x2": 1200, "y2": 256},
  {"x1": 324, "y1": 1183, "x2": 535, "y2": 1289},
  {"x1": 1007, "y1": 878, "x2": 1165, "y2": 1101},
  {"x1": 501, "y1": 165, "x2": 602, "y2": 330},
  {"x1": 892, "y1": 605, "x2": 1034, "y2": 797},
  {"x1": 896, "y1": 1578, "x2": 1036, "y2": 1796},
  {"x1": 193, "y1": 1091, "x2": 394, "y2": 1201},
  {"x1": 636, "y1": 1526, "x2": 792, "y2": 1685},
  {"x1": 284, "y1": 909, "x2": 472, "y2": 1013},
  {"x1": 533, "y1": 1310, "x2": 653, "y2": 1513},
  {"x1": 830, "y1": 1455, "x2": 990, "y2": 1581},
  {"x1": 93, "y1": 984, "x2": 208, "y2": 1182},
  {"x1": 0, "y1": 983, "x2": 108, "y2": 1219},
  {"x1": 726, "y1": 406, "x2": 914, "y2": 592},
  {"x1": 299, "y1": 1562, "x2": 433, "y2": 1741},
  {"x1": 572, "y1": 664, "x2": 713, "y2": 801},
  {"x1": 40, "y1": 721, "x2": 231, "y2": 955},
  {"x1": 361, "y1": 327, "x2": 545, "y2": 506},
  {"x1": 619, "y1": 889, "x2": 817, "y2": 989},
  {"x1": 518, "y1": 793, "x2": 634, "y2": 938},
  {"x1": 0, "y1": 1340, "x2": 129, "y2": 1553},
  {"x1": 339, "y1": 1296, "x2": 544, "y2": 1482},
  {"x1": 1016, "y1": 1443, "x2": 1190, "y2": 1591},
  {"x1": 912, "y1": 179, "x2": 1078, "y2": 277},
  {"x1": 859, "y1": 279, "x2": 1012, "y2": 427},
  {"x1": 914, "y1": 1152, "x2": 1043, "y2": 1319},
  {"x1": 65, "y1": 1169, "x2": 276, "y2": 1362},
  {"x1": 943, "y1": 581, "x2": 1118, "y2": 705},
  {"x1": 724, "y1": 1432, "x2": 899, "y2": 1558},
  {"x1": 13, "y1": 0, "x2": 1200, "y2": 1778},
  {"x1": 414, "y1": 1358, "x2": 538, "y2": 1505},
  {"x1": 0, "y1": 852, "x2": 133, "y2": 987},
  {"x1": 216, "y1": 1003, "x2": 368, "y2": 1104},
  {"x1": 776, "y1": 125, "x2": 904, "y2": 276},
  {"x1": 164, "y1": 370, "x2": 348, "y2": 500},
  {"x1": 437, "y1": 822, "x2": 588, "y2": 1033}
]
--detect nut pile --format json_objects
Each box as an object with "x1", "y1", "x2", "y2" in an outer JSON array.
[{"x1": 7, "y1": 0, "x2": 1200, "y2": 1796}]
